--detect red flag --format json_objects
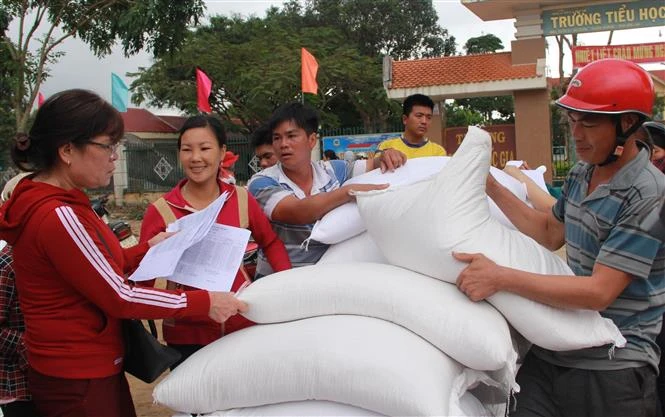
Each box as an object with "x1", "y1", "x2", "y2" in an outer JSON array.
[
  {"x1": 301, "y1": 48, "x2": 318, "y2": 95},
  {"x1": 196, "y1": 68, "x2": 212, "y2": 113},
  {"x1": 37, "y1": 92, "x2": 45, "y2": 108}
]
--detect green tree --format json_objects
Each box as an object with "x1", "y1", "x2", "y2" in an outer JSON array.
[
  {"x1": 0, "y1": 0, "x2": 205, "y2": 133},
  {"x1": 0, "y1": 8, "x2": 18, "y2": 166},
  {"x1": 453, "y1": 33, "x2": 514, "y2": 124},
  {"x1": 444, "y1": 102, "x2": 483, "y2": 127},
  {"x1": 131, "y1": 8, "x2": 405, "y2": 132},
  {"x1": 304, "y1": 0, "x2": 456, "y2": 59},
  {"x1": 463, "y1": 33, "x2": 503, "y2": 55}
]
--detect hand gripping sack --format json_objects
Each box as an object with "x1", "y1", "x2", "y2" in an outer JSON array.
[
  {"x1": 309, "y1": 156, "x2": 529, "y2": 245},
  {"x1": 355, "y1": 126, "x2": 626, "y2": 351},
  {"x1": 309, "y1": 157, "x2": 450, "y2": 244}
]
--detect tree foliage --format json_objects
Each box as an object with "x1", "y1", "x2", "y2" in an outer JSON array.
[
  {"x1": 0, "y1": 0, "x2": 205, "y2": 133},
  {"x1": 0, "y1": 13, "x2": 15, "y2": 165},
  {"x1": 131, "y1": 1, "x2": 454, "y2": 133},
  {"x1": 463, "y1": 33, "x2": 503, "y2": 55},
  {"x1": 450, "y1": 33, "x2": 513, "y2": 125},
  {"x1": 303, "y1": 0, "x2": 456, "y2": 59},
  {"x1": 443, "y1": 102, "x2": 483, "y2": 127}
]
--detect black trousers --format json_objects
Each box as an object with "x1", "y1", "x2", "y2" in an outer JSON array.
[{"x1": 511, "y1": 351, "x2": 657, "y2": 417}]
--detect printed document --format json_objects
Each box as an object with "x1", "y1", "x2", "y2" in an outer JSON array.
[{"x1": 129, "y1": 192, "x2": 251, "y2": 291}]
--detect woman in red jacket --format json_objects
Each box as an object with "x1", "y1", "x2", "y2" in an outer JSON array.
[
  {"x1": 140, "y1": 115, "x2": 291, "y2": 366},
  {"x1": 0, "y1": 90, "x2": 247, "y2": 417}
]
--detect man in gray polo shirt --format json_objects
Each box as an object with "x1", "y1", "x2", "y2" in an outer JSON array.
[
  {"x1": 248, "y1": 103, "x2": 405, "y2": 277},
  {"x1": 454, "y1": 58, "x2": 665, "y2": 417}
]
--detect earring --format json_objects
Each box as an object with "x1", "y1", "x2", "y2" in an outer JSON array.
[{"x1": 66, "y1": 160, "x2": 71, "y2": 166}]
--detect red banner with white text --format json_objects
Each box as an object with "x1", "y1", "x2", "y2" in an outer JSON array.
[{"x1": 572, "y1": 42, "x2": 665, "y2": 68}]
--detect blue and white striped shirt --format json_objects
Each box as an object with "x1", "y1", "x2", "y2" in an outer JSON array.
[
  {"x1": 535, "y1": 149, "x2": 665, "y2": 371},
  {"x1": 248, "y1": 160, "x2": 356, "y2": 276}
]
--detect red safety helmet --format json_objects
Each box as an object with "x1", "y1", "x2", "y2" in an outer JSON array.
[{"x1": 556, "y1": 58, "x2": 654, "y2": 118}]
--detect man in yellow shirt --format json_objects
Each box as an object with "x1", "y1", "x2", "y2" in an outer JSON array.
[{"x1": 377, "y1": 94, "x2": 447, "y2": 158}]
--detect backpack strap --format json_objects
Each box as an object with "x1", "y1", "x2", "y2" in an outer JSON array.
[
  {"x1": 153, "y1": 197, "x2": 177, "y2": 227},
  {"x1": 235, "y1": 186, "x2": 249, "y2": 229}
]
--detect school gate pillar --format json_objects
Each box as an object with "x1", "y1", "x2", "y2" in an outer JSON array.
[{"x1": 511, "y1": 37, "x2": 553, "y2": 182}]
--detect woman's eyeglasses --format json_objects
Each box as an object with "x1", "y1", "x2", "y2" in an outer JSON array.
[{"x1": 87, "y1": 141, "x2": 121, "y2": 154}]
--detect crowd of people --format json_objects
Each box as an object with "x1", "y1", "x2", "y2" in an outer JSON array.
[{"x1": 0, "y1": 58, "x2": 664, "y2": 417}]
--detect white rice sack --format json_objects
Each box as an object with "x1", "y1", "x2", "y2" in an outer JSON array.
[
  {"x1": 309, "y1": 157, "x2": 449, "y2": 244},
  {"x1": 197, "y1": 394, "x2": 491, "y2": 417},
  {"x1": 154, "y1": 315, "x2": 505, "y2": 416},
  {"x1": 198, "y1": 401, "x2": 382, "y2": 416},
  {"x1": 310, "y1": 156, "x2": 530, "y2": 245},
  {"x1": 355, "y1": 126, "x2": 626, "y2": 351},
  {"x1": 238, "y1": 262, "x2": 516, "y2": 375},
  {"x1": 317, "y1": 232, "x2": 387, "y2": 264}
]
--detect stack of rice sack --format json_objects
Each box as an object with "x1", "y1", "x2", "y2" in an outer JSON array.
[{"x1": 154, "y1": 127, "x2": 625, "y2": 416}]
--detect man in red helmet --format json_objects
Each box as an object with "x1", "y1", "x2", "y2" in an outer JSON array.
[{"x1": 455, "y1": 58, "x2": 665, "y2": 417}]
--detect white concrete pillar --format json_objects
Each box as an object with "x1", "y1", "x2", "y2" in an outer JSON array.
[{"x1": 113, "y1": 143, "x2": 128, "y2": 206}]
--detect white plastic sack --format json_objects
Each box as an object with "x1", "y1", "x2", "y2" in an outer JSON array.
[
  {"x1": 355, "y1": 126, "x2": 626, "y2": 351},
  {"x1": 238, "y1": 262, "x2": 516, "y2": 375},
  {"x1": 309, "y1": 157, "x2": 449, "y2": 244},
  {"x1": 197, "y1": 401, "x2": 382, "y2": 416},
  {"x1": 154, "y1": 315, "x2": 503, "y2": 416},
  {"x1": 309, "y1": 157, "x2": 529, "y2": 245},
  {"x1": 317, "y1": 232, "x2": 387, "y2": 264},
  {"x1": 505, "y1": 160, "x2": 549, "y2": 192},
  {"x1": 195, "y1": 395, "x2": 490, "y2": 417}
]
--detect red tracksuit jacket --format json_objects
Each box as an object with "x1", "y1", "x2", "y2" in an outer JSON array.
[
  {"x1": 0, "y1": 178, "x2": 210, "y2": 379},
  {"x1": 140, "y1": 179, "x2": 291, "y2": 346}
]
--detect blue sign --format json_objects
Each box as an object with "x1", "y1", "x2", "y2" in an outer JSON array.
[{"x1": 322, "y1": 132, "x2": 401, "y2": 158}]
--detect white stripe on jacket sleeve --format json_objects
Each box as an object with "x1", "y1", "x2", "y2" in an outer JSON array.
[{"x1": 55, "y1": 206, "x2": 189, "y2": 309}]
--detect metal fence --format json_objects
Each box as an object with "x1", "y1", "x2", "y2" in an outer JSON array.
[
  {"x1": 551, "y1": 121, "x2": 577, "y2": 187},
  {"x1": 320, "y1": 123, "x2": 404, "y2": 138},
  {"x1": 124, "y1": 135, "x2": 254, "y2": 193}
]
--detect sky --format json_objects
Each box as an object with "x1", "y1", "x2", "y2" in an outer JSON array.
[{"x1": 7, "y1": 0, "x2": 665, "y2": 115}]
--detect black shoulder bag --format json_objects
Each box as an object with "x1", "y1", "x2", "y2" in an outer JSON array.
[{"x1": 122, "y1": 319, "x2": 181, "y2": 383}]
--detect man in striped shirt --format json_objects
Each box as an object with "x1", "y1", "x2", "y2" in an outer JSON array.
[
  {"x1": 248, "y1": 103, "x2": 405, "y2": 277},
  {"x1": 455, "y1": 59, "x2": 665, "y2": 417}
]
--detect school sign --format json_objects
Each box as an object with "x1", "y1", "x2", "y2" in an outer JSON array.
[{"x1": 542, "y1": 1, "x2": 665, "y2": 36}]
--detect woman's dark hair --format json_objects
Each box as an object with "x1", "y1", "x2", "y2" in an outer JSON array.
[
  {"x1": 177, "y1": 115, "x2": 227, "y2": 149},
  {"x1": 11, "y1": 89, "x2": 124, "y2": 172}
]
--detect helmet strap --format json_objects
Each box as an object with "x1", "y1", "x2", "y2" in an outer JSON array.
[{"x1": 598, "y1": 115, "x2": 643, "y2": 166}]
